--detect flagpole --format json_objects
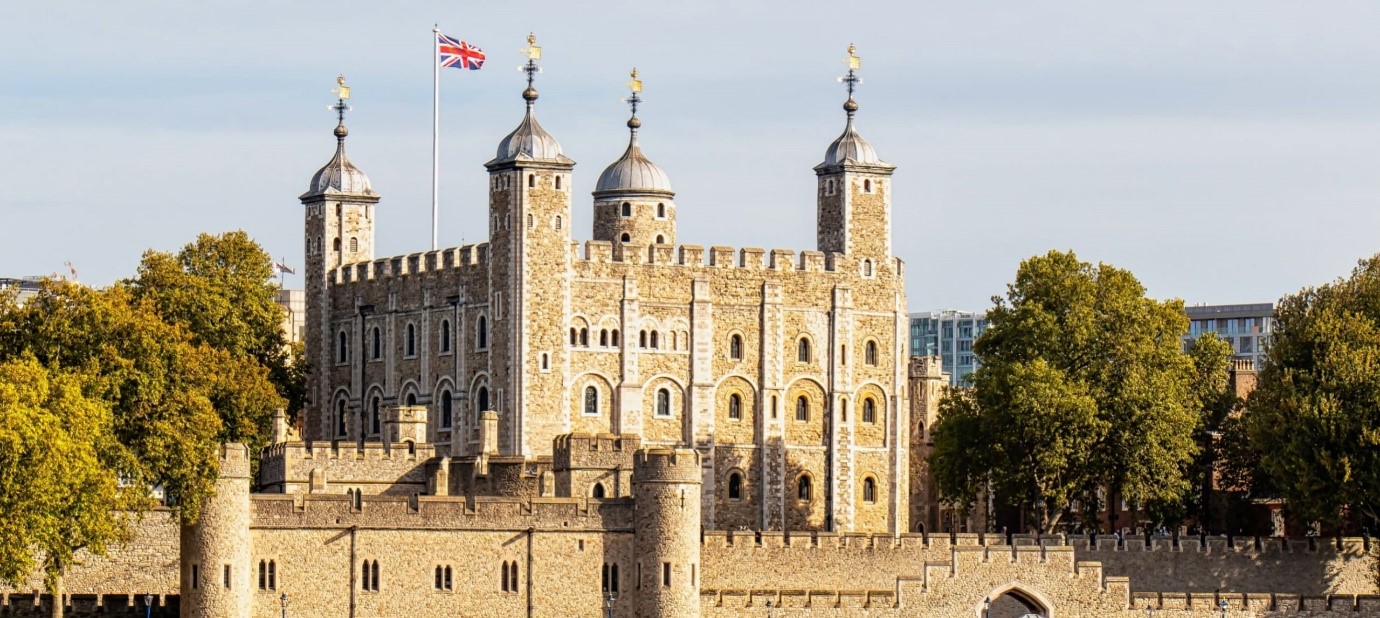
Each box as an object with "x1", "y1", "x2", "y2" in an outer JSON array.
[{"x1": 431, "y1": 24, "x2": 441, "y2": 251}]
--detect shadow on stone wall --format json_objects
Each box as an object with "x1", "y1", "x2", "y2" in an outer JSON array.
[{"x1": 0, "y1": 594, "x2": 178, "y2": 617}]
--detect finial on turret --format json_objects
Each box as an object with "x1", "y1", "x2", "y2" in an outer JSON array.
[
  {"x1": 330, "y1": 74, "x2": 353, "y2": 142},
  {"x1": 520, "y1": 33, "x2": 543, "y2": 106},
  {"x1": 837, "y1": 43, "x2": 862, "y2": 118},
  {"x1": 624, "y1": 68, "x2": 644, "y2": 132}
]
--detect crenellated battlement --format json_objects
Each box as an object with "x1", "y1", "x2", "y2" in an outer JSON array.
[
  {"x1": 329, "y1": 243, "x2": 490, "y2": 286},
  {"x1": 248, "y1": 492, "x2": 635, "y2": 531},
  {"x1": 258, "y1": 440, "x2": 435, "y2": 494},
  {"x1": 553, "y1": 432, "x2": 641, "y2": 470},
  {"x1": 572, "y1": 239, "x2": 905, "y2": 276},
  {"x1": 218, "y1": 442, "x2": 251, "y2": 479},
  {"x1": 633, "y1": 447, "x2": 701, "y2": 484}
]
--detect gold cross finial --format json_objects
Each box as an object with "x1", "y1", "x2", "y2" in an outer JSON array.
[
  {"x1": 333, "y1": 74, "x2": 351, "y2": 100},
  {"x1": 845, "y1": 43, "x2": 860, "y2": 71},
  {"x1": 525, "y1": 32, "x2": 541, "y2": 60},
  {"x1": 627, "y1": 68, "x2": 642, "y2": 94}
]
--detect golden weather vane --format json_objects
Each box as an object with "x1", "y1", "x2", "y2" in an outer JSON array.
[
  {"x1": 333, "y1": 74, "x2": 351, "y2": 100},
  {"x1": 838, "y1": 43, "x2": 861, "y2": 100},
  {"x1": 627, "y1": 67, "x2": 642, "y2": 94},
  {"x1": 845, "y1": 43, "x2": 860, "y2": 71},
  {"x1": 524, "y1": 32, "x2": 541, "y2": 61}
]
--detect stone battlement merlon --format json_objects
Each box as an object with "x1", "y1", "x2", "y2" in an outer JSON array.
[
  {"x1": 329, "y1": 243, "x2": 490, "y2": 286},
  {"x1": 573, "y1": 239, "x2": 905, "y2": 274},
  {"x1": 248, "y1": 492, "x2": 635, "y2": 531},
  {"x1": 553, "y1": 432, "x2": 642, "y2": 470},
  {"x1": 700, "y1": 530, "x2": 1376, "y2": 555}
]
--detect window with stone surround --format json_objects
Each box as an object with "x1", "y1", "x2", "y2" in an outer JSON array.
[
  {"x1": 728, "y1": 394, "x2": 742, "y2": 420},
  {"x1": 656, "y1": 389, "x2": 671, "y2": 417},
  {"x1": 440, "y1": 320, "x2": 451, "y2": 353},
  {"x1": 656, "y1": 203, "x2": 666, "y2": 218},
  {"x1": 797, "y1": 474, "x2": 812, "y2": 501},
  {"x1": 612, "y1": 329, "x2": 620, "y2": 346},
  {"x1": 476, "y1": 386, "x2": 490, "y2": 414},
  {"x1": 655, "y1": 234, "x2": 665, "y2": 244},
  {"x1": 405, "y1": 323, "x2": 416, "y2": 358},
  {"x1": 350, "y1": 237, "x2": 358, "y2": 252},
  {"x1": 258, "y1": 560, "x2": 277, "y2": 590},
  {"x1": 370, "y1": 397, "x2": 381, "y2": 435},
  {"x1": 650, "y1": 331, "x2": 659, "y2": 349},
  {"x1": 580, "y1": 328, "x2": 589, "y2": 346},
  {"x1": 729, "y1": 334, "x2": 743, "y2": 360},
  {"x1": 797, "y1": 337, "x2": 811, "y2": 363},
  {"x1": 795, "y1": 396, "x2": 809, "y2": 422},
  {"x1": 728, "y1": 472, "x2": 743, "y2": 500},
  {"x1": 337, "y1": 330, "x2": 348, "y2": 363},
  {"x1": 435, "y1": 565, "x2": 452, "y2": 591},
  {"x1": 360, "y1": 560, "x2": 379, "y2": 591},
  {"x1": 621, "y1": 233, "x2": 631, "y2": 242},
  {"x1": 584, "y1": 386, "x2": 598, "y2": 416},
  {"x1": 865, "y1": 340, "x2": 878, "y2": 365},
  {"x1": 336, "y1": 400, "x2": 347, "y2": 437},
  {"x1": 477, "y1": 315, "x2": 488, "y2": 349},
  {"x1": 440, "y1": 391, "x2": 453, "y2": 428},
  {"x1": 593, "y1": 483, "x2": 606, "y2": 499},
  {"x1": 863, "y1": 477, "x2": 877, "y2": 503},
  {"x1": 862, "y1": 259, "x2": 874, "y2": 278},
  {"x1": 371, "y1": 327, "x2": 381, "y2": 360},
  {"x1": 862, "y1": 398, "x2": 876, "y2": 424},
  {"x1": 621, "y1": 202, "x2": 632, "y2": 217},
  {"x1": 662, "y1": 562, "x2": 671, "y2": 587},
  {"x1": 600, "y1": 329, "x2": 609, "y2": 346},
  {"x1": 223, "y1": 564, "x2": 232, "y2": 589}
]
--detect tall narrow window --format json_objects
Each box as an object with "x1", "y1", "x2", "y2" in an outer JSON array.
[
  {"x1": 510, "y1": 562, "x2": 519, "y2": 591},
  {"x1": 650, "y1": 331, "x2": 659, "y2": 349},
  {"x1": 336, "y1": 400, "x2": 347, "y2": 436},
  {"x1": 656, "y1": 389, "x2": 671, "y2": 417},
  {"x1": 863, "y1": 259, "x2": 874, "y2": 277},
  {"x1": 444, "y1": 566, "x2": 452, "y2": 590},
  {"x1": 477, "y1": 316, "x2": 488, "y2": 349},
  {"x1": 477, "y1": 387, "x2": 489, "y2": 413},
  {"x1": 224, "y1": 565, "x2": 232, "y2": 589},
  {"x1": 441, "y1": 391, "x2": 453, "y2": 428},
  {"x1": 863, "y1": 477, "x2": 876, "y2": 503},
  {"x1": 611, "y1": 564, "x2": 619, "y2": 593},
  {"x1": 657, "y1": 203, "x2": 666, "y2": 218},
  {"x1": 612, "y1": 329, "x2": 620, "y2": 346},
  {"x1": 556, "y1": 215, "x2": 563, "y2": 229},
  {"x1": 541, "y1": 352, "x2": 549, "y2": 370},
  {"x1": 370, "y1": 397, "x2": 380, "y2": 435},
  {"x1": 371, "y1": 560, "x2": 380, "y2": 591},
  {"x1": 798, "y1": 475, "x2": 812, "y2": 501},
  {"x1": 728, "y1": 473, "x2": 742, "y2": 500},
  {"x1": 621, "y1": 202, "x2": 632, "y2": 217},
  {"x1": 350, "y1": 237, "x2": 358, "y2": 252},
  {"x1": 191, "y1": 565, "x2": 199, "y2": 590},
  {"x1": 502, "y1": 561, "x2": 510, "y2": 592},
  {"x1": 555, "y1": 175, "x2": 563, "y2": 190},
  {"x1": 729, "y1": 334, "x2": 743, "y2": 360},
  {"x1": 527, "y1": 214, "x2": 534, "y2": 229},
  {"x1": 662, "y1": 562, "x2": 671, "y2": 587},
  {"x1": 268, "y1": 561, "x2": 276, "y2": 590},
  {"x1": 600, "y1": 329, "x2": 609, "y2": 346},
  {"x1": 863, "y1": 398, "x2": 876, "y2": 424},
  {"x1": 338, "y1": 331, "x2": 348, "y2": 363},
  {"x1": 580, "y1": 328, "x2": 589, "y2": 346},
  {"x1": 865, "y1": 341, "x2": 878, "y2": 365},
  {"x1": 570, "y1": 328, "x2": 578, "y2": 346},
  {"x1": 436, "y1": 566, "x2": 444, "y2": 590},
  {"x1": 863, "y1": 179, "x2": 872, "y2": 192},
  {"x1": 602, "y1": 564, "x2": 610, "y2": 592},
  {"x1": 259, "y1": 560, "x2": 267, "y2": 590},
  {"x1": 584, "y1": 386, "x2": 598, "y2": 416},
  {"x1": 797, "y1": 338, "x2": 810, "y2": 362},
  {"x1": 528, "y1": 174, "x2": 536, "y2": 188},
  {"x1": 371, "y1": 327, "x2": 381, "y2": 359},
  {"x1": 728, "y1": 394, "x2": 742, "y2": 420},
  {"x1": 771, "y1": 395, "x2": 778, "y2": 419},
  {"x1": 405, "y1": 324, "x2": 416, "y2": 357},
  {"x1": 795, "y1": 396, "x2": 809, "y2": 422},
  {"x1": 440, "y1": 320, "x2": 451, "y2": 353}
]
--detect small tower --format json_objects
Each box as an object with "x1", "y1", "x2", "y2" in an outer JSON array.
[
  {"x1": 300, "y1": 75, "x2": 379, "y2": 440},
  {"x1": 180, "y1": 444, "x2": 252, "y2": 618},
  {"x1": 815, "y1": 44, "x2": 896, "y2": 258},
  {"x1": 593, "y1": 69, "x2": 678, "y2": 247},
  {"x1": 633, "y1": 448, "x2": 702, "y2": 618},
  {"x1": 482, "y1": 34, "x2": 575, "y2": 457}
]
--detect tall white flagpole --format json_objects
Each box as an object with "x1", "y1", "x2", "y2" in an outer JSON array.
[{"x1": 431, "y1": 25, "x2": 441, "y2": 250}]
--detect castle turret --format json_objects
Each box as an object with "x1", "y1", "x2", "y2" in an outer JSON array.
[
  {"x1": 633, "y1": 448, "x2": 702, "y2": 618},
  {"x1": 180, "y1": 444, "x2": 252, "y2": 618},
  {"x1": 482, "y1": 34, "x2": 575, "y2": 457},
  {"x1": 815, "y1": 45, "x2": 895, "y2": 259},
  {"x1": 593, "y1": 69, "x2": 678, "y2": 248},
  {"x1": 301, "y1": 75, "x2": 379, "y2": 441}
]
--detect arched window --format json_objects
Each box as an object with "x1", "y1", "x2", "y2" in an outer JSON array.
[
  {"x1": 656, "y1": 389, "x2": 671, "y2": 417},
  {"x1": 336, "y1": 400, "x2": 347, "y2": 436},
  {"x1": 863, "y1": 179, "x2": 872, "y2": 192},
  {"x1": 477, "y1": 387, "x2": 490, "y2": 413},
  {"x1": 501, "y1": 561, "x2": 510, "y2": 592},
  {"x1": 527, "y1": 213, "x2": 534, "y2": 229},
  {"x1": 555, "y1": 175, "x2": 563, "y2": 190},
  {"x1": 863, "y1": 259, "x2": 874, "y2": 277},
  {"x1": 584, "y1": 386, "x2": 598, "y2": 416},
  {"x1": 863, "y1": 398, "x2": 876, "y2": 424},
  {"x1": 405, "y1": 323, "x2": 416, "y2": 357},
  {"x1": 797, "y1": 475, "x2": 812, "y2": 501},
  {"x1": 528, "y1": 174, "x2": 536, "y2": 188},
  {"x1": 371, "y1": 327, "x2": 381, "y2": 360},
  {"x1": 621, "y1": 202, "x2": 632, "y2": 217},
  {"x1": 650, "y1": 331, "x2": 659, "y2": 349},
  {"x1": 570, "y1": 328, "x2": 578, "y2": 346},
  {"x1": 797, "y1": 338, "x2": 810, "y2": 363},
  {"x1": 350, "y1": 237, "x2": 358, "y2": 253},
  {"x1": 338, "y1": 331, "x2": 348, "y2": 363},
  {"x1": 657, "y1": 203, "x2": 666, "y2": 218},
  {"x1": 333, "y1": 237, "x2": 341, "y2": 252},
  {"x1": 655, "y1": 234, "x2": 666, "y2": 244},
  {"x1": 440, "y1": 320, "x2": 451, "y2": 353},
  {"x1": 477, "y1": 316, "x2": 488, "y2": 349},
  {"x1": 729, "y1": 334, "x2": 743, "y2": 360},
  {"x1": 579, "y1": 328, "x2": 589, "y2": 346},
  {"x1": 555, "y1": 215, "x2": 563, "y2": 229},
  {"x1": 639, "y1": 330, "x2": 647, "y2": 348},
  {"x1": 612, "y1": 329, "x2": 620, "y2": 346},
  {"x1": 771, "y1": 395, "x2": 778, "y2": 419},
  {"x1": 795, "y1": 396, "x2": 809, "y2": 421},
  {"x1": 509, "y1": 562, "x2": 519, "y2": 591},
  {"x1": 600, "y1": 329, "x2": 609, "y2": 346},
  {"x1": 728, "y1": 394, "x2": 742, "y2": 420},
  {"x1": 370, "y1": 397, "x2": 380, "y2": 435},
  {"x1": 841, "y1": 344, "x2": 847, "y2": 365},
  {"x1": 840, "y1": 397, "x2": 848, "y2": 422},
  {"x1": 406, "y1": 392, "x2": 417, "y2": 407},
  {"x1": 863, "y1": 477, "x2": 876, "y2": 503},
  {"x1": 728, "y1": 472, "x2": 743, "y2": 500},
  {"x1": 620, "y1": 233, "x2": 631, "y2": 243},
  {"x1": 441, "y1": 391, "x2": 453, "y2": 428},
  {"x1": 541, "y1": 352, "x2": 549, "y2": 370},
  {"x1": 592, "y1": 483, "x2": 606, "y2": 499},
  {"x1": 865, "y1": 341, "x2": 878, "y2": 365}
]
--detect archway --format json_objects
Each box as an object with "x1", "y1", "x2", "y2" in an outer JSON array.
[{"x1": 977, "y1": 583, "x2": 1051, "y2": 618}]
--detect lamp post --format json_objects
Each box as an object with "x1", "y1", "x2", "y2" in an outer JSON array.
[
  {"x1": 143, "y1": 593, "x2": 153, "y2": 618},
  {"x1": 1219, "y1": 599, "x2": 1228, "y2": 617},
  {"x1": 280, "y1": 592, "x2": 288, "y2": 618},
  {"x1": 604, "y1": 590, "x2": 614, "y2": 618},
  {"x1": 982, "y1": 597, "x2": 991, "y2": 618}
]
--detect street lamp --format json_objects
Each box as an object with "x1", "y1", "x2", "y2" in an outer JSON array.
[
  {"x1": 604, "y1": 590, "x2": 614, "y2": 618},
  {"x1": 280, "y1": 592, "x2": 288, "y2": 618},
  {"x1": 143, "y1": 593, "x2": 153, "y2": 618},
  {"x1": 1219, "y1": 599, "x2": 1228, "y2": 617},
  {"x1": 983, "y1": 597, "x2": 991, "y2": 618}
]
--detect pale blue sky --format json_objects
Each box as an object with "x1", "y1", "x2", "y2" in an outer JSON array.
[{"x1": 3, "y1": 1, "x2": 1379, "y2": 311}]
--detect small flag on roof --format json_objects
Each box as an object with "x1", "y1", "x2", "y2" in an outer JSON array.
[{"x1": 438, "y1": 33, "x2": 485, "y2": 70}]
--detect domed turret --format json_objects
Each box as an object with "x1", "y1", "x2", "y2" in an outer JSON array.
[
  {"x1": 818, "y1": 99, "x2": 885, "y2": 168},
  {"x1": 592, "y1": 69, "x2": 679, "y2": 247},
  {"x1": 303, "y1": 115, "x2": 375, "y2": 198},
  {"x1": 487, "y1": 86, "x2": 574, "y2": 167},
  {"x1": 815, "y1": 44, "x2": 896, "y2": 258}
]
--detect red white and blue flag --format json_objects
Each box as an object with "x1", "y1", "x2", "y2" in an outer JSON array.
[{"x1": 437, "y1": 33, "x2": 485, "y2": 70}]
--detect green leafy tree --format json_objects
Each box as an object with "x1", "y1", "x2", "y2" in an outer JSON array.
[
  {"x1": 929, "y1": 250, "x2": 1199, "y2": 533},
  {"x1": 0, "y1": 356, "x2": 145, "y2": 615},
  {"x1": 1246, "y1": 255, "x2": 1380, "y2": 528},
  {"x1": 130, "y1": 230, "x2": 304, "y2": 419},
  {"x1": 1176, "y1": 332, "x2": 1238, "y2": 530}
]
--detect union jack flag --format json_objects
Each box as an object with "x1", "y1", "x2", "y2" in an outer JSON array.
[{"x1": 438, "y1": 33, "x2": 485, "y2": 70}]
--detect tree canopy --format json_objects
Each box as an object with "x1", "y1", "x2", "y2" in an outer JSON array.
[
  {"x1": 1246, "y1": 255, "x2": 1380, "y2": 526},
  {"x1": 928, "y1": 250, "x2": 1200, "y2": 533}
]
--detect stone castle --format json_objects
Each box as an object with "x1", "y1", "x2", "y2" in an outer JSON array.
[{"x1": 2, "y1": 41, "x2": 1377, "y2": 618}]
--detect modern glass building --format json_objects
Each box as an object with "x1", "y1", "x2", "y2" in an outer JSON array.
[
  {"x1": 1183, "y1": 303, "x2": 1274, "y2": 368},
  {"x1": 909, "y1": 310, "x2": 988, "y2": 386}
]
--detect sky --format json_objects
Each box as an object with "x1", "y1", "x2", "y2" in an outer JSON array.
[{"x1": 3, "y1": 1, "x2": 1379, "y2": 312}]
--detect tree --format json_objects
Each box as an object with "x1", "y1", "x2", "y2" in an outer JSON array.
[
  {"x1": 0, "y1": 357, "x2": 144, "y2": 617},
  {"x1": 1246, "y1": 255, "x2": 1380, "y2": 528},
  {"x1": 928, "y1": 250, "x2": 1199, "y2": 533},
  {"x1": 1177, "y1": 332, "x2": 1238, "y2": 530},
  {"x1": 130, "y1": 230, "x2": 304, "y2": 419}
]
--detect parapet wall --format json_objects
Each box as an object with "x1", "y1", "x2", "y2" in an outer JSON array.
[
  {"x1": 329, "y1": 243, "x2": 490, "y2": 286},
  {"x1": 0, "y1": 510, "x2": 179, "y2": 598},
  {"x1": 249, "y1": 493, "x2": 635, "y2": 532},
  {"x1": 258, "y1": 440, "x2": 434, "y2": 494}
]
